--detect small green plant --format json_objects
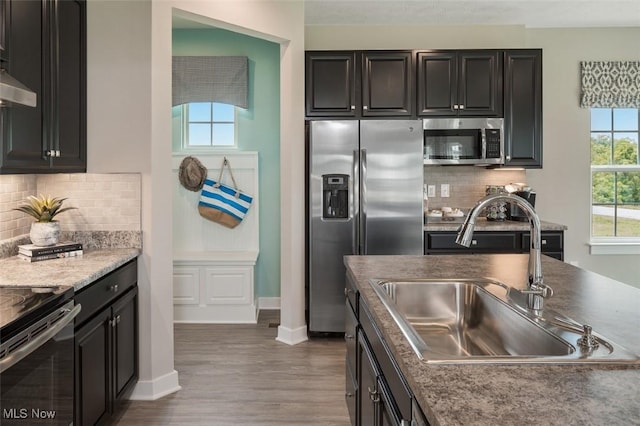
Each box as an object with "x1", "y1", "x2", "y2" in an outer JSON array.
[{"x1": 14, "y1": 195, "x2": 76, "y2": 223}]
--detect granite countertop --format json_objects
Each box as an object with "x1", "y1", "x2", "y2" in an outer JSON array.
[
  {"x1": 0, "y1": 248, "x2": 140, "y2": 291},
  {"x1": 345, "y1": 254, "x2": 640, "y2": 426},
  {"x1": 424, "y1": 217, "x2": 568, "y2": 232}
]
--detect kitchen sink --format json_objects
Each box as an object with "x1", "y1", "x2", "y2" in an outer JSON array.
[{"x1": 368, "y1": 278, "x2": 640, "y2": 364}]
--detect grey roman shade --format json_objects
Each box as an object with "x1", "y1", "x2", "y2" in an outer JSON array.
[
  {"x1": 172, "y1": 56, "x2": 248, "y2": 108},
  {"x1": 580, "y1": 61, "x2": 640, "y2": 108}
]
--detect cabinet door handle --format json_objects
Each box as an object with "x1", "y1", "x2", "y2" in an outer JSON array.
[
  {"x1": 453, "y1": 104, "x2": 459, "y2": 110},
  {"x1": 368, "y1": 386, "x2": 379, "y2": 403},
  {"x1": 344, "y1": 333, "x2": 354, "y2": 341},
  {"x1": 350, "y1": 105, "x2": 355, "y2": 110},
  {"x1": 109, "y1": 284, "x2": 119, "y2": 293},
  {"x1": 459, "y1": 105, "x2": 465, "y2": 110},
  {"x1": 345, "y1": 392, "x2": 354, "y2": 399},
  {"x1": 506, "y1": 155, "x2": 511, "y2": 161},
  {"x1": 110, "y1": 315, "x2": 121, "y2": 328},
  {"x1": 471, "y1": 240, "x2": 477, "y2": 245},
  {"x1": 542, "y1": 239, "x2": 547, "y2": 245},
  {"x1": 363, "y1": 106, "x2": 368, "y2": 110}
]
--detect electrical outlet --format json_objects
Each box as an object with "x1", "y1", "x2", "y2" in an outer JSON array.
[
  {"x1": 427, "y1": 185, "x2": 436, "y2": 198},
  {"x1": 441, "y1": 184, "x2": 450, "y2": 198}
]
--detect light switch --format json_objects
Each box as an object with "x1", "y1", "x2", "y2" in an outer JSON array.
[{"x1": 441, "y1": 184, "x2": 450, "y2": 198}]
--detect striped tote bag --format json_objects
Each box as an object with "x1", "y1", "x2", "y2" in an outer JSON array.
[{"x1": 198, "y1": 158, "x2": 253, "y2": 228}]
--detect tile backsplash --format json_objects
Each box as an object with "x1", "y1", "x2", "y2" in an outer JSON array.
[
  {"x1": 424, "y1": 166, "x2": 527, "y2": 210},
  {"x1": 0, "y1": 175, "x2": 38, "y2": 240},
  {"x1": 0, "y1": 173, "x2": 141, "y2": 241}
]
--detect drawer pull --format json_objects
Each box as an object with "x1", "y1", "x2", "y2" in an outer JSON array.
[
  {"x1": 542, "y1": 239, "x2": 547, "y2": 245},
  {"x1": 471, "y1": 240, "x2": 477, "y2": 245},
  {"x1": 109, "y1": 284, "x2": 119, "y2": 293}
]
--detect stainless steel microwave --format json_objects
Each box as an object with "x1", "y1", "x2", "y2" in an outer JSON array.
[{"x1": 423, "y1": 118, "x2": 504, "y2": 166}]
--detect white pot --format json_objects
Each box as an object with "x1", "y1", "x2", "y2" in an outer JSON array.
[{"x1": 30, "y1": 222, "x2": 61, "y2": 247}]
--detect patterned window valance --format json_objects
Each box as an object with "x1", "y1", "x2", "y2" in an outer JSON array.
[
  {"x1": 172, "y1": 56, "x2": 248, "y2": 108},
  {"x1": 580, "y1": 61, "x2": 640, "y2": 108}
]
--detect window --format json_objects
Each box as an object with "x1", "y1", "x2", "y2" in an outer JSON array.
[
  {"x1": 590, "y1": 108, "x2": 640, "y2": 239},
  {"x1": 183, "y1": 102, "x2": 236, "y2": 148}
]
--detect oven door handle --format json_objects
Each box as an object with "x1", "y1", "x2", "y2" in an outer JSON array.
[{"x1": 0, "y1": 303, "x2": 81, "y2": 374}]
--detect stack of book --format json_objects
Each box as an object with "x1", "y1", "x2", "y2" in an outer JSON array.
[{"x1": 18, "y1": 241, "x2": 84, "y2": 262}]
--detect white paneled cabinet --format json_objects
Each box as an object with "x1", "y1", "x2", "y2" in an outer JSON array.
[{"x1": 173, "y1": 251, "x2": 258, "y2": 323}]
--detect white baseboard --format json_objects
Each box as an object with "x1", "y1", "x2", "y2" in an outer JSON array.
[
  {"x1": 128, "y1": 370, "x2": 181, "y2": 401},
  {"x1": 276, "y1": 324, "x2": 308, "y2": 345},
  {"x1": 258, "y1": 297, "x2": 281, "y2": 310}
]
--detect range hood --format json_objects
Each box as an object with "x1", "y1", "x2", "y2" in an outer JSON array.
[{"x1": 0, "y1": 69, "x2": 37, "y2": 107}]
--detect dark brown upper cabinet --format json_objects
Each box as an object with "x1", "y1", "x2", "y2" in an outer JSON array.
[
  {"x1": 1, "y1": 0, "x2": 86, "y2": 174},
  {"x1": 417, "y1": 50, "x2": 503, "y2": 117},
  {"x1": 360, "y1": 51, "x2": 414, "y2": 117},
  {"x1": 305, "y1": 50, "x2": 413, "y2": 118},
  {"x1": 305, "y1": 51, "x2": 357, "y2": 117},
  {"x1": 0, "y1": 0, "x2": 6, "y2": 59},
  {"x1": 503, "y1": 49, "x2": 542, "y2": 168}
]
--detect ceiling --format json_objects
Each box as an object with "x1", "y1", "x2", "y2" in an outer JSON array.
[
  {"x1": 304, "y1": 0, "x2": 640, "y2": 28},
  {"x1": 171, "y1": 1, "x2": 640, "y2": 29}
]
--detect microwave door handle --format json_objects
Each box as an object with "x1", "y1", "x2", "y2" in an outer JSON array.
[
  {"x1": 481, "y1": 128, "x2": 487, "y2": 160},
  {"x1": 0, "y1": 303, "x2": 81, "y2": 374}
]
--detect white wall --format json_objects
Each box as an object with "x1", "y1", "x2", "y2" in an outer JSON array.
[
  {"x1": 305, "y1": 24, "x2": 527, "y2": 49},
  {"x1": 86, "y1": 0, "x2": 305, "y2": 399},
  {"x1": 306, "y1": 25, "x2": 640, "y2": 288},
  {"x1": 526, "y1": 28, "x2": 640, "y2": 288},
  {"x1": 87, "y1": 0, "x2": 180, "y2": 399}
]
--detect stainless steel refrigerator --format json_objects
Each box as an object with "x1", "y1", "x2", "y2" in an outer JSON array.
[{"x1": 307, "y1": 120, "x2": 424, "y2": 334}]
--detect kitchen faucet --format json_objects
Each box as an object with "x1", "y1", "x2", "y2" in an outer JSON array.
[{"x1": 455, "y1": 193, "x2": 553, "y2": 310}]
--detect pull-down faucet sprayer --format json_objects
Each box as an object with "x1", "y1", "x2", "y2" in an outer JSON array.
[{"x1": 456, "y1": 193, "x2": 553, "y2": 310}]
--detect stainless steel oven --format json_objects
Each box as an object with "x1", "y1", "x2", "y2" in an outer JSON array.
[{"x1": 0, "y1": 286, "x2": 80, "y2": 426}]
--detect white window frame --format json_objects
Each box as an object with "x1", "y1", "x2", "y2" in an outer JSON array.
[
  {"x1": 589, "y1": 108, "x2": 640, "y2": 255},
  {"x1": 181, "y1": 102, "x2": 238, "y2": 150}
]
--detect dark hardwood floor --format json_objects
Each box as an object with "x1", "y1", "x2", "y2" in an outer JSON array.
[{"x1": 114, "y1": 311, "x2": 350, "y2": 425}]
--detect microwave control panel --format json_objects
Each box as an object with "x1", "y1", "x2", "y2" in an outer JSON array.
[{"x1": 485, "y1": 129, "x2": 501, "y2": 159}]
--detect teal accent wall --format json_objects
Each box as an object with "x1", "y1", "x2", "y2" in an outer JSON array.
[{"x1": 173, "y1": 29, "x2": 281, "y2": 298}]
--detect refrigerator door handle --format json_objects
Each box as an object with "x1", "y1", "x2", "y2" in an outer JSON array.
[
  {"x1": 360, "y1": 149, "x2": 367, "y2": 255},
  {"x1": 352, "y1": 149, "x2": 359, "y2": 255}
]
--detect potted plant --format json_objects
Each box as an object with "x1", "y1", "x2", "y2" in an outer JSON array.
[{"x1": 14, "y1": 195, "x2": 77, "y2": 246}]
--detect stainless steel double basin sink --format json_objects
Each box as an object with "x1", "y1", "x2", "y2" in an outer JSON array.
[{"x1": 368, "y1": 279, "x2": 639, "y2": 364}]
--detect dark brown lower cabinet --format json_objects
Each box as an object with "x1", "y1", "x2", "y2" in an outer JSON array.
[
  {"x1": 75, "y1": 259, "x2": 138, "y2": 426},
  {"x1": 347, "y1": 278, "x2": 427, "y2": 426},
  {"x1": 75, "y1": 309, "x2": 111, "y2": 426},
  {"x1": 359, "y1": 331, "x2": 405, "y2": 426},
  {"x1": 424, "y1": 230, "x2": 564, "y2": 260},
  {"x1": 359, "y1": 333, "x2": 378, "y2": 426}
]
